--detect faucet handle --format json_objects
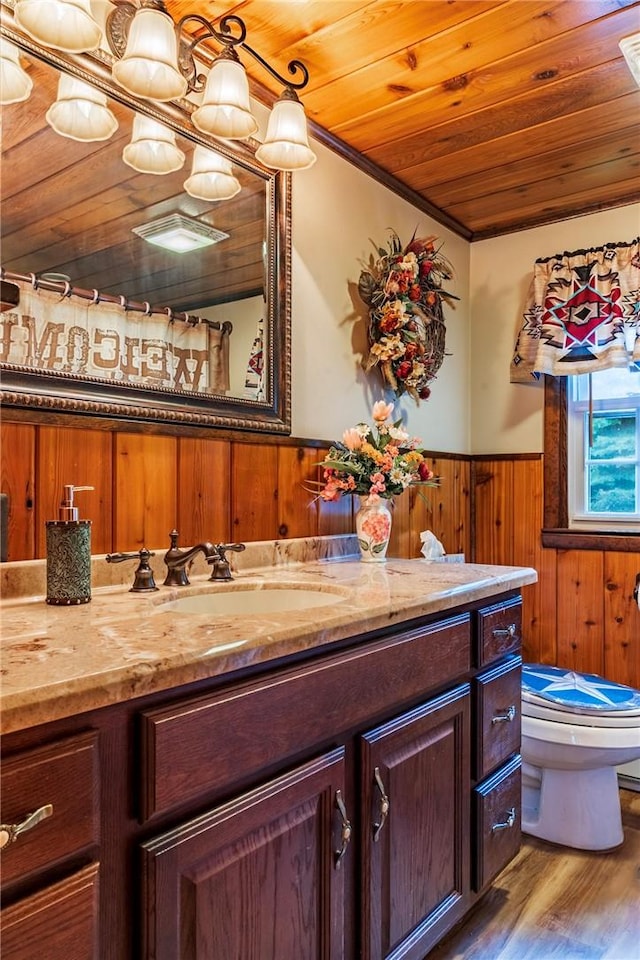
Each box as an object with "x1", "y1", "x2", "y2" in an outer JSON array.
[
  {"x1": 105, "y1": 548, "x2": 158, "y2": 593},
  {"x1": 208, "y1": 542, "x2": 246, "y2": 581},
  {"x1": 215, "y1": 543, "x2": 246, "y2": 558}
]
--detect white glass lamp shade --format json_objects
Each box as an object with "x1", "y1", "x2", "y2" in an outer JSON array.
[
  {"x1": 183, "y1": 146, "x2": 241, "y2": 201},
  {"x1": 122, "y1": 115, "x2": 185, "y2": 175},
  {"x1": 619, "y1": 33, "x2": 640, "y2": 87},
  {"x1": 46, "y1": 74, "x2": 118, "y2": 141},
  {"x1": 255, "y1": 94, "x2": 316, "y2": 171},
  {"x1": 14, "y1": 0, "x2": 102, "y2": 53},
  {"x1": 0, "y1": 39, "x2": 33, "y2": 105},
  {"x1": 112, "y1": 7, "x2": 187, "y2": 102},
  {"x1": 191, "y1": 57, "x2": 258, "y2": 140}
]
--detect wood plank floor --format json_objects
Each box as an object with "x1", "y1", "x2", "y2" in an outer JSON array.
[{"x1": 429, "y1": 790, "x2": 640, "y2": 960}]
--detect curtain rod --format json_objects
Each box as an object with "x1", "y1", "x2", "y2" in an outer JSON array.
[{"x1": 0, "y1": 268, "x2": 232, "y2": 334}]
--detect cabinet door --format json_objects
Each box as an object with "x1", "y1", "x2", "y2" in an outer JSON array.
[
  {"x1": 141, "y1": 748, "x2": 347, "y2": 960},
  {"x1": 361, "y1": 685, "x2": 470, "y2": 960}
]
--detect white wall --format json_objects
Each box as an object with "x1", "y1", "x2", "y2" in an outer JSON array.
[
  {"x1": 469, "y1": 204, "x2": 640, "y2": 455},
  {"x1": 289, "y1": 139, "x2": 471, "y2": 453}
]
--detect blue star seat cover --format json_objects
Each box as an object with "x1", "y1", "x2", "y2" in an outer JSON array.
[{"x1": 522, "y1": 663, "x2": 640, "y2": 713}]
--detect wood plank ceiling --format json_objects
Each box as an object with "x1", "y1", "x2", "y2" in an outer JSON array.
[{"x1": 168, "y1": 0, "x2": 640, "y2": 240}]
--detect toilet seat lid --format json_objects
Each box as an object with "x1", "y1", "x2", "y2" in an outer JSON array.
[{"x1": 522, "y1": 663, "x2": 640, "y2": 715}]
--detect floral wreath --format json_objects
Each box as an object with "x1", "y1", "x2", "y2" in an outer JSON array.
[{"x1": 358, "y1": 229, "x2": 458, "y2": 403}]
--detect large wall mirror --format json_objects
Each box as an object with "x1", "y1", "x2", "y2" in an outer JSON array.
[{"x1": 0, "y1": 15, "x2": 291, "y2": 433}]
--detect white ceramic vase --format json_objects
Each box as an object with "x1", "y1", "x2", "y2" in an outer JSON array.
[{"x1": 355, "y1": 496, "x2": 392, "y2": 562}]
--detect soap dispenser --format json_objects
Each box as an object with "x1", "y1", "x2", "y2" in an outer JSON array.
[{"x1": 46, "y1": 485, "x2": 93, "y2": 605}]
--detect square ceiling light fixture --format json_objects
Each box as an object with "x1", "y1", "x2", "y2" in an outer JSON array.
[
  {"x1": 619, "y1": 33, "x2": 640, "y2": 86},
  {"x1": 132, "y1": 214, "x2": 229, "y2": 253}
]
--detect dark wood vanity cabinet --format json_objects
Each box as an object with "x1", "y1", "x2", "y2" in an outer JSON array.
[
  {"x1": 0, "y1": 732, "x2": 101, "y2": 960},
  {"x1": 0, "y1": 591, "x2": 523, "y2": 960}
]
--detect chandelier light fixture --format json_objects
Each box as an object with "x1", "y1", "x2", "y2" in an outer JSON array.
[
  {"x1": 122, "y1": 114, "x2": 185, "y2": 174},
  {"x1": 46, "y1": 72, "x2": 118, "y2": 141},
  {"x1": 0, "y1": 37, "x2": 33, "y2": 104},
  {"x1": 183, "y1": 146, "x2": 241, "y2": 202},
  {"x1": 12, "y1": 0, "x2": 317, "y2": 170},
  {"x1": 619, "y1": 33, "x2": 640, "y2": 87}
]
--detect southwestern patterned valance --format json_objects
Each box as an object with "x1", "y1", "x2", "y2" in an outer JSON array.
[{"x1": 511, "y1": 237, "x2": 640, "y2": 382}]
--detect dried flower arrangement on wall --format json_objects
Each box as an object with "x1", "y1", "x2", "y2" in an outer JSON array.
[{"x1": 358, "y1": 230, "x2": 458, "y2": 403}]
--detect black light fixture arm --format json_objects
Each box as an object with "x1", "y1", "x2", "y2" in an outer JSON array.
[{"x1": 178, "y1": 12, "x2": 310, "y2": 93}]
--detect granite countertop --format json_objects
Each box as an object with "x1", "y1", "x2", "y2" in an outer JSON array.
[{"x1": 0, "y1": 536, "x2": 537, "y2": 734}]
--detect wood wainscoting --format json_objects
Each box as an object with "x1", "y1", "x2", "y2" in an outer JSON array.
[
  {"x1": 473, "y1": 455, "x2": 640, "y2": 691},
  {"x1": 0, "y1": 418, "x2": 469, "y2": 564},
  {"x1": 1, "y1": 419, "x2": 637, "y2": 688}
]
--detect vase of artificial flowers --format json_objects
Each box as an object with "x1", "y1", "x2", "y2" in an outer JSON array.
[
  {"x1": 314, "y1": 400, "x2": 439, "y2": 562},
  {"x1": 354, "y1": 495, "x2": 393, "y2": 562}
]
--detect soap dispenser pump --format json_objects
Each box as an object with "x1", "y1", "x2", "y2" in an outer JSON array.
[{"x1": 46, "y1": 484, "x2": 93, "y2": 605}]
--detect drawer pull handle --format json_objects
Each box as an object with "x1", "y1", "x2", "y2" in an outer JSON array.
[
  {"x1": 372, "y1": 767, "x2": 390, "y2": 843},
  {"x1": 491, "y1": 807, "x2": 517, "y2": 832},
  {"x1": 334, "y1": 790, "x2": 352, "y2": 869},
  {"x1": 491, "y1": 705, "x2": 517, "y2": 725},
  {"x1": 0, "y1": 803, "x2": 53, "y2": 849},
  {"x1": 492, "y1": 624, "x2": 517, "y2": 640}
]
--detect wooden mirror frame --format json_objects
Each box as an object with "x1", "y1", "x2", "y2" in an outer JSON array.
[{"x1": 0, "y1": 16, "x2": 292, "y2": 435}]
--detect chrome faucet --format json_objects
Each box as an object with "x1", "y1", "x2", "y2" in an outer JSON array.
[{"x1": 163, "y1": 530, "x2": 217, "y2": 586}]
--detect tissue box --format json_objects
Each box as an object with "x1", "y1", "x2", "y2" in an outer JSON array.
[{"x1": 429, "y1": 553, "x2": 466, "y2": 563}]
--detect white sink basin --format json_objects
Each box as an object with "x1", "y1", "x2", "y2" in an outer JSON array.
[{"x1": 157, "y1": 585, "x2": 346, "y2": 616}]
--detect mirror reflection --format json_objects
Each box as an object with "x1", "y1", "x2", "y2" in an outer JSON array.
[{"x1": 1, "y1": 48, "x2": 270, "y2": 402}]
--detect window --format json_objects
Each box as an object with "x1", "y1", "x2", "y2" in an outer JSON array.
[{"x1": 567, "y1": 367, "x2": 640, "y2": 532}]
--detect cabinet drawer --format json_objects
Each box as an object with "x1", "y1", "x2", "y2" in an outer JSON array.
[
  {"x1": 0, "y1": 731, "x2": 100, "y2": 887},
  {"x1": 476, "y1": 598, "x2": 522, "y2": 667},
  {"x1": 1, "y1": 863, "x2": 99, "y2": 960},
  {"x1": 474, "y1": 656, "x2": 521, "y2": 781},
  {"x1": 140, "y1": 614, "x2": 471, "y2": 820},
  {"x1": 473, "y1": 755, "x2": 521, "y2": 892}
]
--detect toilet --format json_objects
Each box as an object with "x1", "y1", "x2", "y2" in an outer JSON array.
[{"x1": 521, "y1": 663, "x2": 640, "y2": 851}]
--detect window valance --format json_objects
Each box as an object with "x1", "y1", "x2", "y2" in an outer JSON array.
[{"x1": 511, "y1": 237, "x2": 639, "y2": 382}]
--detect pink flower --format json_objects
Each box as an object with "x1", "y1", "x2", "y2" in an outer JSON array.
[
  {"x1": 372, "y1": 400, "x2": 394, "y2": 423},
  {"x1": 342, "y1": 427, "x2": 363, "y2": 451}
]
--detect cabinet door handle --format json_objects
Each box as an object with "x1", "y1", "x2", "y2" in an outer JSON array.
[
  {"x1": 491, "y1": 705, "x2": 517, "y2": 725},
  {"x1": 492, "y1": 624, "x2": 517, "y2": 640},
  {"x1": 0, "y1": 803, "x2": 53, "y2": 849},
  {"x1": 333, "y1": 790, "x2": 352, "y2": 869},
  {"x1": 372, "y1": 767, "x2": 389, "y2": 843},
  {"x1": 491, "y1": 807, "x2": 517, "y2": 832}
]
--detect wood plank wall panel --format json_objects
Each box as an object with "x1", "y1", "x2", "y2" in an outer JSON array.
[
  {"x1": 231, "y1": 442, "x2": 278, "y2": 542},
  {"x1": 427, "y1": 457, "x2": 470, "y2": 558},
  {"x1": 36, "y1": 426, "x2": 112, "y2": 558},
  {"x1": 604, "y1": 552, "x2": 640, "y2": 688},
  {"x1": 473, "y1": 460, "x2": 514, "y2": 565},
  {"x1": 276, "y1": 446, "x2": 319, "y2": 540},
  {"x1": 177, "y1": 438, "x2": 231, "y2": 546},
  {"x1": 511, "y1": 459, "x2": 557, "y2": 667},
  {"x1": 315, "y1": 447, "x2": 354, "y2": 538},
  {"x1": 0, "y1": 422, "x2": 35, "y2": 561},
  {"x1": 114, "y1": 434, "x2": 177, "y2": 552},
  {"x1": 555, "y1": 549, "x2": 605, "y2": 677},
  {"x1": 388, "y1": 491, "x2": 410, "y2": 558}
]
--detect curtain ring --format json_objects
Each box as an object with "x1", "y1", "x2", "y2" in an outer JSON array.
[
  {"x1": 165, "y1": 307, "x2": 174, "y2": 323},
  {"x1": 90, "y1": 289, "x2": 100, "y2": 305},
  {"x1": 60, "y1": 280, "x2": 72, "y2": 300},
  {"x1": 189, "y1": 315, "x2": 199, "y2": 327},
  {"x1": 119, "y1": 295, "x2": 128, "y2": 311},
  {"x1": 143, "y1": 301, "x2": 151, "y2": 316},
  {"x1": 30, "y1": 272, "x2": 39, "y2": 291}
]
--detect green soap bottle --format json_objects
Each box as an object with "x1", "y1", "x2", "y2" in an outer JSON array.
[{"x1": 46, "y1": 484, "x2": 94, "y2": 606}]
